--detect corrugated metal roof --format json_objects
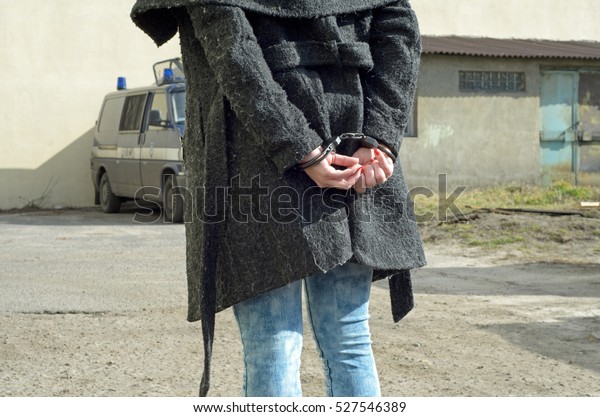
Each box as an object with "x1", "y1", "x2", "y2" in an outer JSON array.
[{"x1": 422, "y1": 36, "x2": 600, "y2": 60}]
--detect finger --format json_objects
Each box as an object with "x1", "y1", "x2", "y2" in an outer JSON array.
[
  {"x1": 352, "y1": 147, "x2": 374, "y2": 165},
  {"x1": 367, "y1": 156, "x2": 387, "y2": 184},
  {"x1": 372, "y1": 161, "x2": 387, "y2": 184},
  {"x1": 354, "y1": 172, "x2": 366, "y2": 194},
  {"x1": 337, "y1": 168, "x2": 363, "y2": 190},
  {"x1": 330, "y1": 174, "x2": 363, "y2": 190},
  {"x1": 328, "y1": 151, "x2": 336, "y2": 166},
  {"x1": 326, "y1": 162, "x2": 363, "y2": 179},
  {"x1": 327, "y1": 164, "x2": 361, "y2": 191},
  {"x1": 330, "y1": 153, "x2": 360, "y2": 167},
  {"x1": 364, "y1": 157, "x2": 385, "y2": 184},
  {"x1": 306, "y1": 160, "x2": 364, "y2": 189},
  {"x1": 375, "y1": 149, "x2": 394, "y2": 178},
  {"x1": 349, "y1": 165, "x2": 363, "y2": 184},
  {"x1": 313, "y1": 165, "x2": 358, "y2": 188},
  {"x1": 362, "y1": 164, "x2": 376, "y2": 188},
  {"x1": 330, "y1": 164, "x2": 363, "y2": 186}
]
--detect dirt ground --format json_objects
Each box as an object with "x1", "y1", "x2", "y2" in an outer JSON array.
[{"x1": 0, "y1": 208, "x2": 599, "y2": 397}]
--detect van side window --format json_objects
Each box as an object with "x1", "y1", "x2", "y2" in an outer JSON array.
[
  {"x1": 119, "y1": 94, "x2": 147, "y2": 132},
  {"x1": 172, "y1": 90, "x2": 186, "y2": 124},
  {"x1": 98, "y1": 97, "x2": 125, "y2": 133},
  {"x1": 148, "y1": 92, "x2": 169, "y2": 131}
]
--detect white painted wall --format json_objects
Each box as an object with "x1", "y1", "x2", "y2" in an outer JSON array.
[
  {"x1": 411, "y1": 0, "x2": 600, "y2": 41},
  {"x1": 0, "y1": 0, "x2": 179, "y2": 209}
]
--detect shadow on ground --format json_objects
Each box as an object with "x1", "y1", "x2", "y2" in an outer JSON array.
[
  {"x1": 484, "y1": 316, "x2": 600, "y2": 374},
  {"x1": 0, "y1": 203, "x2": 174, "y2": 227},
  {"x1": 410, "y1": 263, "x2": 600, "y2": 298},
  {"x1": 390, "y1": 264, "x2": 600, "y2": 375}
]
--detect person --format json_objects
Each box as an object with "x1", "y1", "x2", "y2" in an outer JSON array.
[{"x1": 131, "y1": 0, "x2": 426, "y2": 397}]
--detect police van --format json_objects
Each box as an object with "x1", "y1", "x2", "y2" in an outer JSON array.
[{"x1": 91, "y1": 59, "x2": 186, "y2": 222}]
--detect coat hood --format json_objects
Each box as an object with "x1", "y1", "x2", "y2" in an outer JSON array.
[{"x1": 131, "y1": 0, "x2": 400, "y2": 46}]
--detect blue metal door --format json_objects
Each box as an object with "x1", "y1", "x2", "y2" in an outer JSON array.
[{"x1": 540, "y1": 71, "x2": 577, "y2": 181}]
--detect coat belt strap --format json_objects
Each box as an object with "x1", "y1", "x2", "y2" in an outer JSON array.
[{"x1": 264, "y1": 40, "x2": 374, "y2": 72}]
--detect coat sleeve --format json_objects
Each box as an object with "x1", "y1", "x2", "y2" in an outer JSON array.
[
  {"x1": 362, "y1": 0, "x2": 421, "y2": 154},
  {"x1": 185, "y1": 4, "x2": 323, "y2": 175}
]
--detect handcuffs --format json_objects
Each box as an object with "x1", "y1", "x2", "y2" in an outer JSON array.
[{"x1": 296, "y1": 133, "x2": 397, "y2": 171}]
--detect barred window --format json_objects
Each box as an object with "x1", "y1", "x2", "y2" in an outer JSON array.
[{"x1": 459, "y1": 71, "x2": 526, "y2": 93}]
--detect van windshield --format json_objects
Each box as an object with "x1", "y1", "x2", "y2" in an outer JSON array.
[{"x1": 172, "y1": 90, "x2": 186, "y2": 124}]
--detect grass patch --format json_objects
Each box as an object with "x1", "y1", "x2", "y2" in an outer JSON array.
[
  {"x1": 511, "y1": 181, "x2": 595, "y2": 206},
  {"x1": 416, "y1": 182, "x2": 600, "y2": 255},
  {"x1": 413, "y1": 181, "x2": 600, "y2": 216},
  {"x1": 467, "y1": 235, "x2": 525, "y2": 249}
]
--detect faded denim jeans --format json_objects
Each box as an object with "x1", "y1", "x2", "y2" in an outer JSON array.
[{"x1": 233, "y1": 262, "x2": 381, "y2": 397}]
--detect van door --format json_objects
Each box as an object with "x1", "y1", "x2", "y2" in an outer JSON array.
[
  {"x1": 141, "y1": 91, "x2": 169, "y2": 191},
  {"x1": 115, "y1": 93, "x2": 147, "y2": 196}
]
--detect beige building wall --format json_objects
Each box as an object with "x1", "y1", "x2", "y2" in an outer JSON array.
[
  {"x1": 401, "y1": 55, "x2": 542, "y2": 189},
  {"x1": 0, "y1": 1, "x2": 179, "y2": 209},
  {"x1": 402, "y1": 54, "x2": 600, "y2": 189},
  {"x1": 411, "y1": 0, "x2": 600, "y2": 41}
]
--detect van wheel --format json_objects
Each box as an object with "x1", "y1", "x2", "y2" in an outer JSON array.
[
  {"x1": 99, "y1": 173, "x2": 121, "y2": 213},
  {"x1": 163, "y1": 176, "x2": 184, "y2": 223}
]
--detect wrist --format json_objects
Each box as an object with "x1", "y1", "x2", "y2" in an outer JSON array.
[
  {"x1": 299, "y1": 146, "x2": 323, "y2": 164},
  {"x1": 377, "y1": 143, "x2": 397, "y2": 163},
  {"x1": 296, "y1": 137, "x2": 341, "y2": 171}
]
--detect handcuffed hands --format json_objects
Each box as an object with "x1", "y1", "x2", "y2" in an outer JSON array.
[
  {"x1": 301, "y1": 145, "x2": 394, "y2": 192},
  {"x1": 352, "y1": 146, "x2": 395, "y2": 194},
  {"x1": 301, "y1": 146, "x2": 362, "y2": 190}
]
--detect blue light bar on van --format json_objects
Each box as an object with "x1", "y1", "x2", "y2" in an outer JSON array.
[
  {"x1": 117, "y1": 77, "x2": 127, "y2": 90},
  {"x1": 163, "y1": 68, "x2": 174, "y2": 84}
]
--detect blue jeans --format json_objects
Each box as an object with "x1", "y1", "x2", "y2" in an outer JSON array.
[{"x1": 233, "y1": 262, "x2": 381, "y2": 397}]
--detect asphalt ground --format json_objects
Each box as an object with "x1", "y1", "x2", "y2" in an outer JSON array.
[
  {"x1": 0, "y1": 206, "x2": 186, "y2": 315},
  {"x1": 1, "y1": 207, "x2": 599, "y2": 398}
]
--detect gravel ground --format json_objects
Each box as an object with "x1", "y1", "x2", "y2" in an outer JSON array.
[{"x1": 1, "y1": 207, "x2": 599, "y2": 397}]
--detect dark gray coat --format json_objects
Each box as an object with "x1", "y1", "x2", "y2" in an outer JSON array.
[{"x1": 132, "y1": 0, "x2": 426, "y2": 395}]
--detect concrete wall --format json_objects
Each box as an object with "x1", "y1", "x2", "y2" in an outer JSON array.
[
  {"x1": 411, "y1": 0, "x2": 600, "y2": 41},
  {"x1": 0, "y1": 1, "x2": 179, "y2": 209},
  {"x1": 402, "y1": 55, "x2": 600, "y2": 188},
  {"x1": 401, "y1": 55, "x2": 542, "y2": 188}
]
